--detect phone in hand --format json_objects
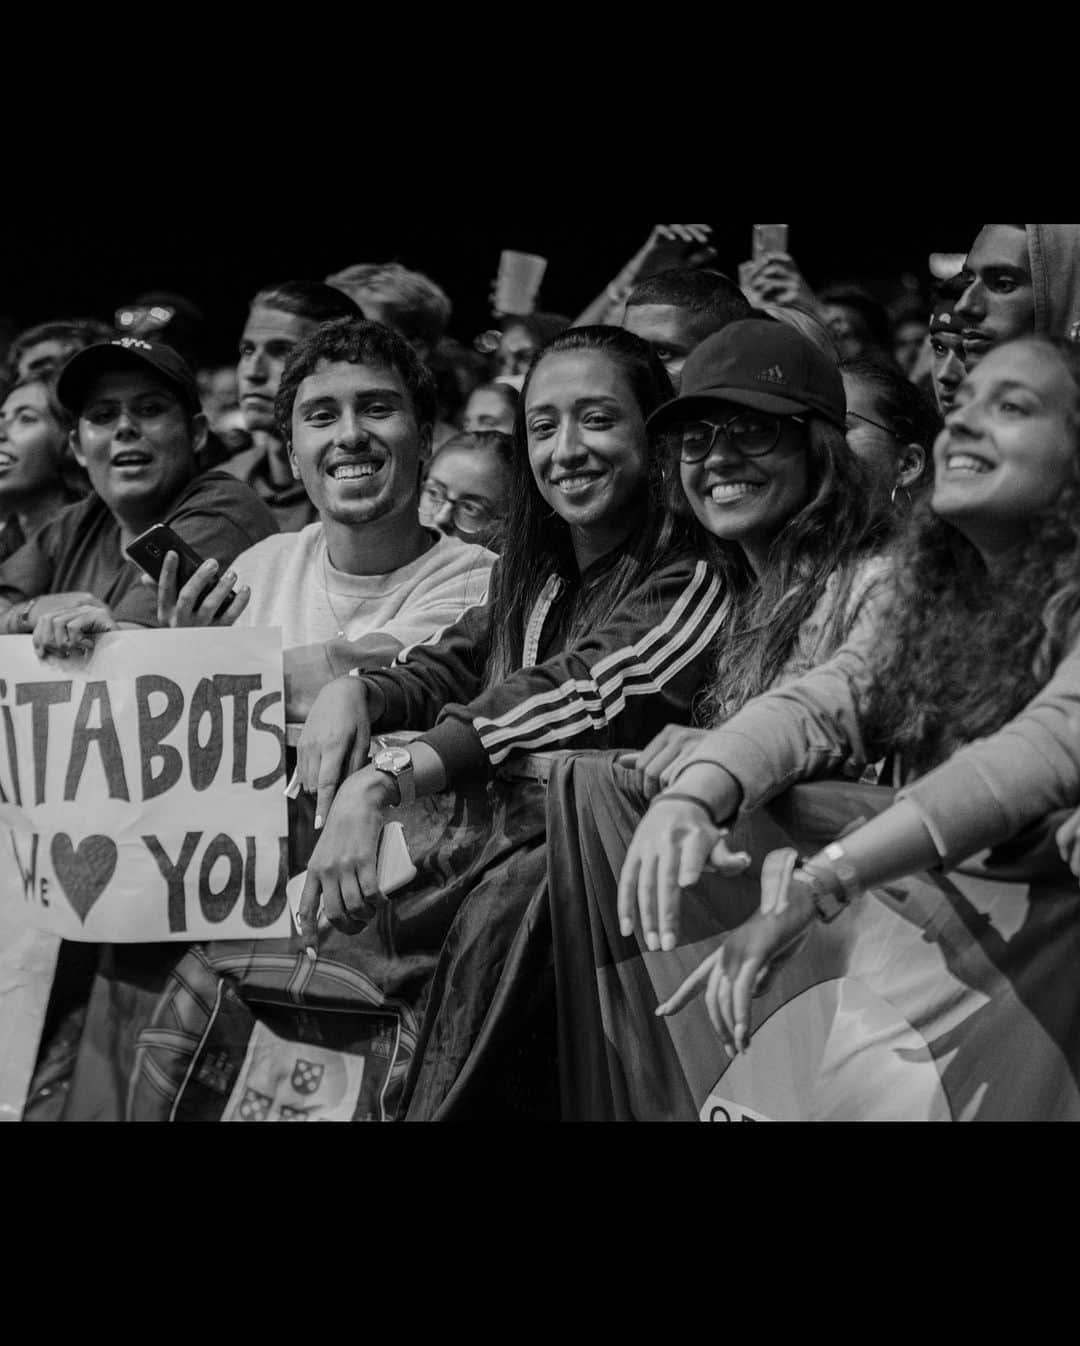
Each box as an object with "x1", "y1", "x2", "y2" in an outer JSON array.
[
  {"x1": 752, "y1": 224, "x2": 789, "y2": 260},
  {"x1": 125, "y1": 523, "x2": 236, "y2": 613}
]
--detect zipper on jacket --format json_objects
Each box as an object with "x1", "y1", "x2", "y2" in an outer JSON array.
[{"x1": 522, "y1": 575, "x2": 566, "y2": 668}]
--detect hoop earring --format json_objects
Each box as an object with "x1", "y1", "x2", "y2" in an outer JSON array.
[{"x1": 890, "y1": 482, "x2": 913, "y2": 509}]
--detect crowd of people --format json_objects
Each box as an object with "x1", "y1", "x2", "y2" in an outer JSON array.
[{"x1": 4, "y1": 222, "x2": 1080, "y2": 1122}]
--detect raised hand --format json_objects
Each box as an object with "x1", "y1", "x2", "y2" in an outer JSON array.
[{"x1": 152, "y1": 551, "x2": 250, "y2": 628}]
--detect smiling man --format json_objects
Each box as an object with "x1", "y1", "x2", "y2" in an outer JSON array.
[
  {"x1": 161, "y1": 319, "x2": 495, "y2": 721},
  {"x1": 0, "y1": 337, "x2": 277, "y2": 644},
  {"x1": 954, "y1": 224, "x2": 1080, "y2": 371}
]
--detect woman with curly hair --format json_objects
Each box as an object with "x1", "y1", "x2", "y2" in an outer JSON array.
[{"x1": 638, "y1": 335, "x2": 1080, "y2": 1057}]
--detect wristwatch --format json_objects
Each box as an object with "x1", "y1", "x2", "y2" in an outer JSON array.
[
  {"x1": 793, "y1": 863, "x2": 849, "y2": 924},
  {"x1": 372, "y1": 745, "x2": 416, "y2": 808}
]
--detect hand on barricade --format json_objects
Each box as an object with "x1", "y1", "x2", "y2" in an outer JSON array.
[
  {"x1": 655, "y1": 847, "x2": 817, "y2": 1056},
  {"x1": 619, "y1": 724, "x2": 712, "y2": 798},
  {"x1": 618, "y1": 796, "x2": 751, "y2": 955},
  {"x1": 298, "y1": 765, "x2": 392, "y2": 948},
  {"x1": 150, "y1": 551, "x2": 250, "y2": 628},
  {"x1": 31, "y1": 599, "x2": 118, "y2": 657},
  {"x1": 297, "y1": 675, "x2": 373, "y2": 828}
]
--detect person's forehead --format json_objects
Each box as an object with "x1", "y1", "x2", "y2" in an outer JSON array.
[
  {"x1": 526, "y1": 349, "x2": 628, "y2": 405},
  {"x1": 970, "y1": 340, "x2": 1064, "y2": 394},
  {"x1": 21, "y1": 338, "x2": 67, "y2": 360},
  {"x1": 468, "y1": 388, "x2": 505, "y2": 408},
  {"x1": 429, "y1": 448, "x2": 503, "y2": 495},
  {"x1": 969, "y1": 225, "x2": 1030, "y2": 272},
  {"x1": 623, "y1": 303, "x2": 704, "y2": 347},
  {"x1": 297, "y1": 357, "x2": 410, "y2": 402},
  {"x1": 502, "y1": 325, "x2": 536, "y2": 351},
  {"x1": 243, "y1": 306, "x2": 315, "y2": 345},
  {"x1": 2, "y1": 382, "x2": 49, "y2": 415}
]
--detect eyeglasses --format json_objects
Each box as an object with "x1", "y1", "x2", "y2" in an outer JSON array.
[
  {"x1": 676, "y1": 412, "x2": 804, "y2": 463},
  {"x1": 846, "y1": 410, "x2": 901, "y2": 440},
  {"x1": 419, "y1": 480, "x2": 498, "y2": 535}
]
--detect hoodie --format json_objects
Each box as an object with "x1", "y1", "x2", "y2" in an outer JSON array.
[{"x1": 1027, "y1": 225, "x2": 1080, "y2": 343}]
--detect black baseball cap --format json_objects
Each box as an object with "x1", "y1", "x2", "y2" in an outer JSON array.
[
  {"x1": 648, "y1": 318, "x2": 847, "y2": 433},
  {"x1": 56, "y1": 337, "x2": 202, "y2": 416}
]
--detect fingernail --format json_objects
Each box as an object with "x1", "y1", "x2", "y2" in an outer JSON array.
[
  {"x1": 619, "y1": 919, "x2": 633, "y2": 938},
  {"x1": 305, "y1": 946, "x2": 317, "y2": 962},
  {"x1": 314, "y1": 814, "x2": 323, "y2": 829},
  {"x1": 645, "y1": 932, "x2": 660, "y2": 952},
  {"x1": 660, "y1": 932, "x2": 676, "y2": 952}
]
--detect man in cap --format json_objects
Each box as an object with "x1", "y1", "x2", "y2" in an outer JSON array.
[{"x1": 0, "y1": 336, "x2": 277, "y2": 649}]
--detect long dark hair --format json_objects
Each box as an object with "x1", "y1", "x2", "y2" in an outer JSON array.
[
  {"x1": 865, "y1": 336, "x2": 1080, "y2": 776},
  {"x1": 689, "y1": 416, "x2": 888, "y2": 725},
  {"x1": 484, "y1": 326, "x2": 684, "y2": 685}
]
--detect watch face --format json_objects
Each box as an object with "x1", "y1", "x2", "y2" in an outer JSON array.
[{"x1": 375, "y1": 747, "x2": 411, "y2": 774}]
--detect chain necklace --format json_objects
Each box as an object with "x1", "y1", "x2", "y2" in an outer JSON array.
[{"x1": 321, "y1": 540, "x2": 350, "y2": 639}]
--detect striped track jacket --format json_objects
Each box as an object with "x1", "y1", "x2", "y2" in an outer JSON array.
[{"x1": 359, "y1": 550, "x2": 727, "y2": 785}]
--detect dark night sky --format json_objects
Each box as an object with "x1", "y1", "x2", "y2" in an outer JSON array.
[{"x1": 0, "y1": 219, "x2": 983, "y2": 367}]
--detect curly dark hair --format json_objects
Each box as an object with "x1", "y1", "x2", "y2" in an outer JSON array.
[
  {"x1": 484, "y1": 325, "x2": 695, "y2": 686},
  {"x1": 865, "y1": 336, "x2": 1080, "y2": 776},
  {"x1": 687, "y1": 415, "x2": 890, "y2": 725},
  {"x1": 274, "y1": 317, "x2": 437, "y2": 445}
]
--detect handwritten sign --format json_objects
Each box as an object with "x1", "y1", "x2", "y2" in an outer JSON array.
[{"x1": 0, "y1": 628, "x2": 290, "y2": 943}]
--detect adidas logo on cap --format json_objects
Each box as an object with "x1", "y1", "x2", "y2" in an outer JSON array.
[{"x1": 755, "y1": 364, "x2": 787, "y2": 385}]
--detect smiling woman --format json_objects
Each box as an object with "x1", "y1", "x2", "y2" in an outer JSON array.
[{"x1": 626, "y1": 335, "x2": 1080, "y2": 1056}]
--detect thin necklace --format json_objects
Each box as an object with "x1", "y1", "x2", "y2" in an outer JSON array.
[{"x1": 321, "y1": 540, "x2": 350, "y2": 638}]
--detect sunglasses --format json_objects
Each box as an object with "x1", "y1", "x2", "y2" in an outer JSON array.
[{"x1": 676, "y1": 411, "x2": 805, "y2": 463}]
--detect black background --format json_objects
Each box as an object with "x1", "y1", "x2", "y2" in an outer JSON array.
[{"x1": 0, "y1": 219, "x2": 983, "y2": 367}]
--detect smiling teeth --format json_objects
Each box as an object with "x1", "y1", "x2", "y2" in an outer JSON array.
[
  {"x1": 332, "y1": 463, "x2": 379, "y2": 479},
  {"x1": 947, "y1": 454, "x2": 993, "y2": 475},
  {"x1": 555, "y1": 475, "x2": 599, "y2": 493},
  {"x1": 710, "y1": 482, "x2": 761, "y2": 502}
]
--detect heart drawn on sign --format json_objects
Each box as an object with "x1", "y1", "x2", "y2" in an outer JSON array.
[{"x1": 50, "y1": 833, "x2": 118, "y2": 923}]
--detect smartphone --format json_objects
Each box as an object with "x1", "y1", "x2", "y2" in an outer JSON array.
[
  {"x1": 753, "y1": 224, "x2": 789, "y2": 260},
  {"x1": 126, "y1": 523, "x2": 236, "y2": 612}
]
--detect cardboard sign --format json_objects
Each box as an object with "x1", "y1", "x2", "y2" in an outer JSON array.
[{"x1": 0, "y1": 628, "x2": 290, "y2": 943}]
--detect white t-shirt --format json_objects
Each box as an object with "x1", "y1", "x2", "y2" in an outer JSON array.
[{"x1": 231, "y1": 523, "x2": 495, "y2": 649}]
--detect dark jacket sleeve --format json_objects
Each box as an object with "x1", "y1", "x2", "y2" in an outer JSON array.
[
  {"x1": 420, "y1": 557, "x2": 728, "y2": 785},
  {"x1": 360, "y1": 596, "x2": 495, "y2": 735}
]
